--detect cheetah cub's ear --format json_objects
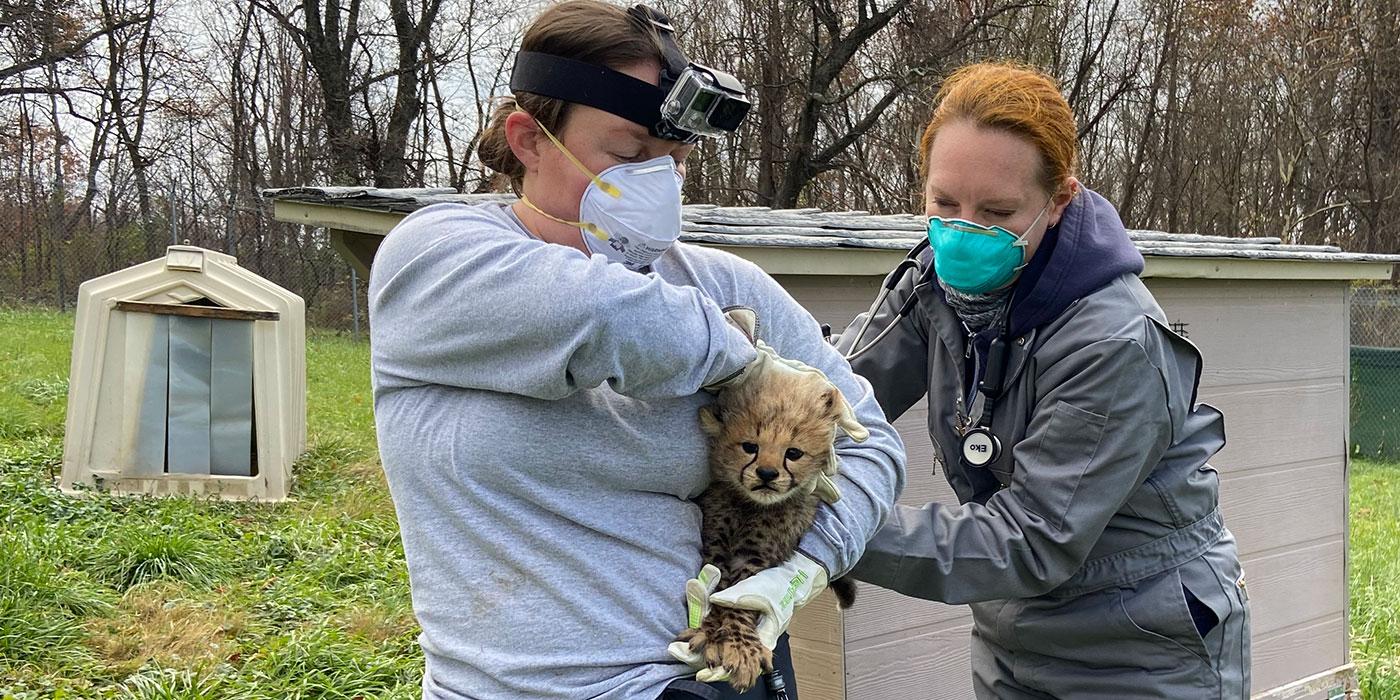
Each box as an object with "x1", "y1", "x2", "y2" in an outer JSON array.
[
  {"x1": 698, "y1": 403, "x2": 724, "y2": 437},
  {"x1": 822, "y1": 386, "x2": 841, "y2": 421}
]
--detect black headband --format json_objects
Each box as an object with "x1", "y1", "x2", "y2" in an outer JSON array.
[
  {"x1": 626, "y1": 4, "x2": 690, "y2": 89},
  {"x1": 508, "y1": 5, "x2": 703, "y2": 141},
  {"x1": 509, "y1": 51, "x2": 668, "y2": 135}
]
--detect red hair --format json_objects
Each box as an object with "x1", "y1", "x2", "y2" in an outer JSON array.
[{"x1": 920, "y1": 62, "x2": 1079, "y2": 194}]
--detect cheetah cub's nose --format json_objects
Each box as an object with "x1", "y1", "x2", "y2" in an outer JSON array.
[{"x1": 756, "y1": 467, "x2": 779, "y2": 483}]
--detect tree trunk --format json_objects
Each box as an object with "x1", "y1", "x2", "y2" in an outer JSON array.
[{"x1": 374, "y1": 0, "x2": 441, "y2": 187}]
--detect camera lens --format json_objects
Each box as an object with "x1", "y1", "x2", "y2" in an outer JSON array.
[{"x1": 709, "y1": 98, "x2": 750, "y2": 131}]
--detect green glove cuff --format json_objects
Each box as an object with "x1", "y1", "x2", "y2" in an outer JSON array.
[{"x1": 686, "y1": 564, "x2": 722, "y2": 629}]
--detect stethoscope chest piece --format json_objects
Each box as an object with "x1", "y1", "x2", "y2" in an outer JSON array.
[{"x1": 960, "y1": 426, "x2": 1001, "y2": 468}]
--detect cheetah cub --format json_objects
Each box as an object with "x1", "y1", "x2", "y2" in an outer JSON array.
[{"x1": 676, "y1": 366, "x2": 856, "y2": 692}]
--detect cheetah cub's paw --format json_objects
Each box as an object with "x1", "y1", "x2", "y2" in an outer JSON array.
[{"x1": 702, "y1": 621, "x2": 771, "y2": 692}]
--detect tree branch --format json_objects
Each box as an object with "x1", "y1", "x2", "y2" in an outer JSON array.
[{"x1": 0, "y1": 13, "x2": 151, "y2": 83}]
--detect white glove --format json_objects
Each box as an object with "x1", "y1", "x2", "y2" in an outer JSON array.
[
  {"x1": 753, "y1": 340, "x2": 869, "y2": 442},
  {"x1": 666, "y1": 555, "x2": 829, "y2": 683},
  {"x1": 667, "y1": 564, "x2": 730, "y2": 681},
  {"x1": 708, "y1": 552, "x2": 829, "y2": 651},
  {"x1": 686, "y1": 563, "x2": 722, "y2": 630},
  {"x1": 722, "y1": 307, "x2": 759, "y2": 343}
]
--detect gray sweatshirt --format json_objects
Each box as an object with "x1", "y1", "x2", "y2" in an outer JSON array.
[{"x1": 368, "y1": 202, "x2": 905, "y2": 700}]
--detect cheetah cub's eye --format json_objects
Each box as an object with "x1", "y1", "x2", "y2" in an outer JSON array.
[
  {"x1": 741, "y1": 442, "x2": 759, "y2": 455},
  {"x1": 785, "y1": 448, "x2": 804, "y2": 461}
]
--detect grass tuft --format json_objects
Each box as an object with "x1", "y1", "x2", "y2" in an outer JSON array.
[
  {"x1": 91, "y1": 526, "x2": 232, "y2": 591},
  {"x1": 0, "y1": 530, "x2": 112, "y2": 667},
  {"x1": 114, "y1": 666, "x2": 224, "y2": 700},
  {"x1": 16, "y1": 375, "x2": 69, "y2": 406}
]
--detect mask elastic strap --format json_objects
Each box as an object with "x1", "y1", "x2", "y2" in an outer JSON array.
[
  {"x1": 1011, "y1": 197, "x2": 1055, "y2": 270},
  {"x1": 1019, "y1": 198, "x2": 1054, "y2": 240},
  {"x1": 532, "y1": 118, "x2": 622, "y2": 199},
  {"x1": 1012, "y1": 241, "x2": 1032, "y2": 271},
  {"x1": 518, "y1": 194, "x2": 608, "y2": 240}
]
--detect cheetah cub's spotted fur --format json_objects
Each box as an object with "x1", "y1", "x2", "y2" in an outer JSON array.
[{"x1": 676, "y1": 366, "x2": 856, "y2": 692}]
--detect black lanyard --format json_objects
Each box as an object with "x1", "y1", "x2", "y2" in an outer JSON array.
[
  {"x1": 976, "y1": 300, "x2": 1016, "y2": 426},
  {"x1": 959, "y1": 297, "x2": 1015, "y2": 469}
]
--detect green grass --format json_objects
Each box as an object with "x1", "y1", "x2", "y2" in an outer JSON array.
[
  {"x1": 1351, "y1": 458, "x2": 1400, "y2": 699},
  {"x1": 2, "y1": 305, "x2": 1399, "y2": 697},
  {"x1": 0, "y1": 306, "x2": 418, "y2": 698}
]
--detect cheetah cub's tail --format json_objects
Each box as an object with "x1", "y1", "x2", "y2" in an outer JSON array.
[{"x1": 830, "y1": 577, "x2": 857, "y2": 609}]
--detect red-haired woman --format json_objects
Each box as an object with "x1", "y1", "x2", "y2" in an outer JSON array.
[{"x1": 839, "y1": 62, "x2": 1251, "y2": 699}]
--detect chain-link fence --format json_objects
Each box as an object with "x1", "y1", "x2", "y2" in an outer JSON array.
[
  {"x1": 0, "y1": 193, "x2": 370, "y2": 334},
  {"x1": 1352, "y1": 285, "x2": 1400, "y2": 461}
]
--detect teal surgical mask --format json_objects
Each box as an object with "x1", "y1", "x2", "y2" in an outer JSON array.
[{"x1": 927, "y1": 199, "x2": 1052, "y2": 294}]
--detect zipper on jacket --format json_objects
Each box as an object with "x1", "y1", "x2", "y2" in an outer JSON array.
[{"x1": 956, "y1": 326, "x2": 976, "y2": 435}]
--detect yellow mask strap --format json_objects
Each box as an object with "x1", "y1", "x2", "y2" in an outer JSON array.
[
  {"x1": 519, "y1": 194, "x2": 608, "y2": 240},
  {"x1": 533, "y1": 118, "x2": 622, "y2": 199}
]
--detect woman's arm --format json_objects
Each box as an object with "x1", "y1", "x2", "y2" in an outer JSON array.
[{"x1": 368, "y1": 205, "x2": 756, "y2": 400}]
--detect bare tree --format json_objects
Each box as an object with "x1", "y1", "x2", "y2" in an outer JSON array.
[
  {"x1": 770, "y1": 0, "x2": 1032, "y2": 207},
  {"x1": 252, "y1": 0, "x2": 445, "y2": 186},
  {"x1": 0, "y1": 0, "x2": 151, "y2": 96},
  {"x1": 99, "y1": 0, "x2": 168, "y2": 258},
  {"x1": 4, "y1": 0, "x2": 1398, "y2": 325}
]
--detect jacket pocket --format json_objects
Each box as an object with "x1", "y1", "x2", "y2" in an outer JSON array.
[
  {"x1": 1025, "y1": 400, "x2": 1108, "y2": 532},
  {"x1": 1118, "y1": 562, "x2": 1233, "y2": 666}
]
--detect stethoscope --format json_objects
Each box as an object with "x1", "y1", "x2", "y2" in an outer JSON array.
[
  {"x1": 842, "y1": 238, "x2": 932, "y2": 362},
  {"x1": 838, "y1": 237, "x2": 1016, "y2": 471},
  {"x1": 956, "y1": 296, "x2": 1015, "y2": 470}
]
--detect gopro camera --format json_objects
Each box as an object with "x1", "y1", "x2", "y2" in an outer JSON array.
[{"x1": 658, "y1": 65, "x2": 751, "y2": 140}]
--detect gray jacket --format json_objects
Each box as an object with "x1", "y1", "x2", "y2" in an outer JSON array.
[{"x1": 841, "y1": 189, "x2": 1229, "y2": 604}]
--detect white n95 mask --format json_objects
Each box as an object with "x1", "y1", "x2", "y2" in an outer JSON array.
[{"x1": 520, "y1": 117, "x2": 684, "y2": 271}]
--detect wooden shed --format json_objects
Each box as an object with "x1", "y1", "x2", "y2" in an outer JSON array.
[{"x1": 267, "y1": 187, "x2": 1398, "y2": 700}]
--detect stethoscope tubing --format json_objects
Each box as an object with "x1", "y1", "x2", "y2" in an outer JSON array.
[
  {"x1": 843, "y1": 239, "x2": 930, "y2": 361},
  {"x1": 843, "y1": 239, "x2": 1020, "y2": 472}
]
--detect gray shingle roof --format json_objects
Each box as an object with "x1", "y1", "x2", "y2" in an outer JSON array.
[{"x1": 261, "y1": 186, "x2": 1400, "y2": 264}]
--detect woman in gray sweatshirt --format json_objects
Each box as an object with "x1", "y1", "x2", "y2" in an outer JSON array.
[{"x1": 366, "y1": 3, "x2": 905, "y2": 698}]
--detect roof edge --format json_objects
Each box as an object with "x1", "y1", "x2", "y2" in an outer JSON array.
[{"x1": 270, "y1": 199, "x2": 1397, "y2": 281}]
